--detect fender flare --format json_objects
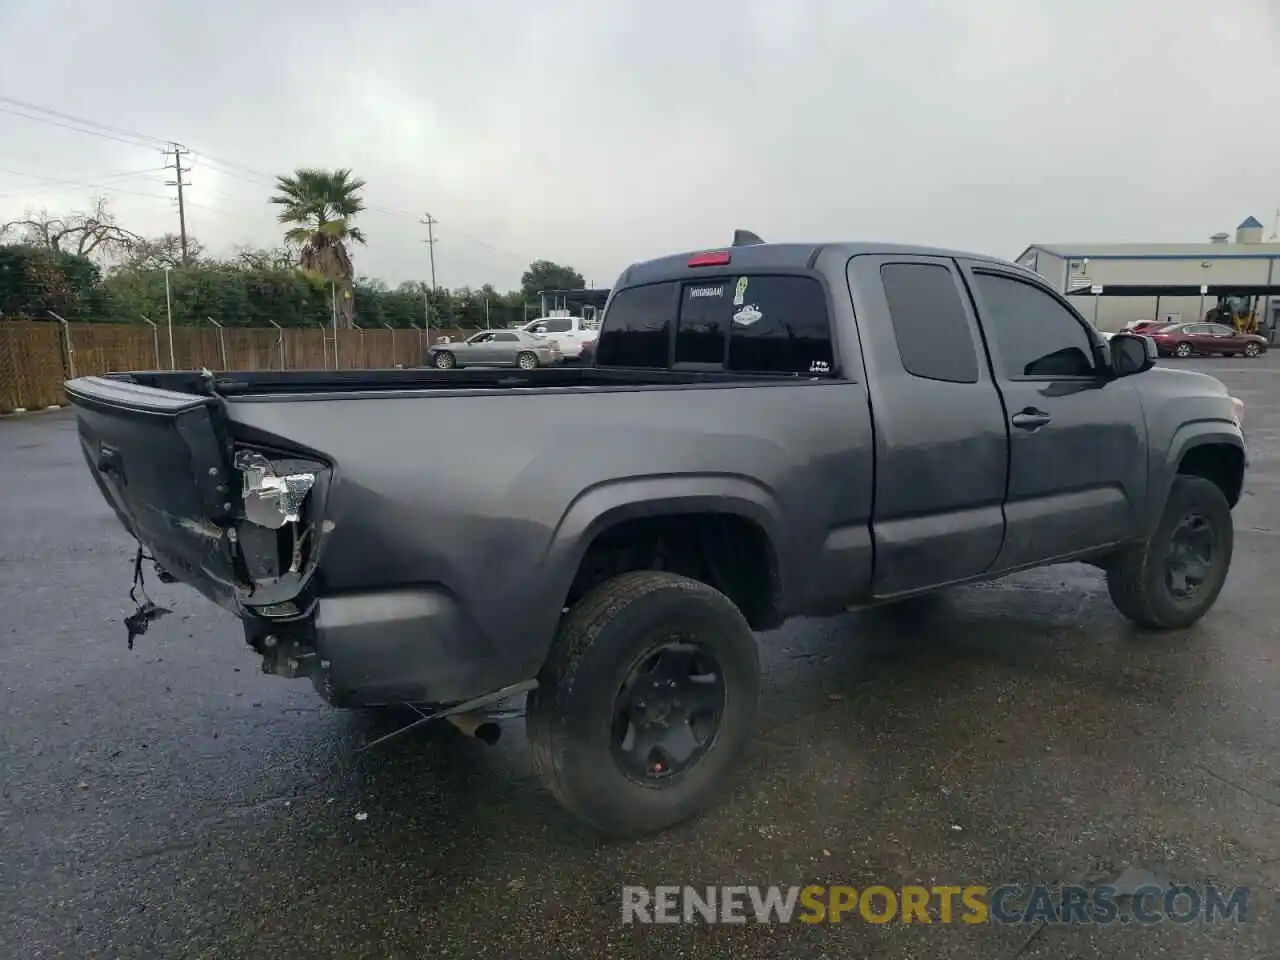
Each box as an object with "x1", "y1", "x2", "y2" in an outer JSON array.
[
  {"x1": 1149, "y1": 422, "x2": 1245, "y2": 530},
  {"x1": 542, "y1": 472, "x2": 788, "y2": 617}
]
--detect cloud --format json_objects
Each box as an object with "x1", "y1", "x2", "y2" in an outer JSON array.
[{"x1": 0, "y1": 0, "x2": 1277, "y2": 292}]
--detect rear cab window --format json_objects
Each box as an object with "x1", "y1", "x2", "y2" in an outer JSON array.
[
  {"x1": 595, "y1": 274, "x2": 835, "y2": 375},
  {"x1": 880, "y1": 262, "x2": 980, "y2": 383}
]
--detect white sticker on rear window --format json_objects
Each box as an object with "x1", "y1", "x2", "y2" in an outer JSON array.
[
  {"x1": 689, "y1": 285, "x2": 724, "y2": 299},
  {"x1": 733, "y1": 304, "x2": 762, "y2": 327},
  {"x1": 733, "y1": 276, "x2": 749, "y2": 306}
]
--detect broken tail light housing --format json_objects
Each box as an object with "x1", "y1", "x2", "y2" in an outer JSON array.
[
  {"x1": 235, "y1": 449, "x2": 316, "y2": 529},
  {"x1": 233, "y1": 447, "x2": 327, "y2": 592}
]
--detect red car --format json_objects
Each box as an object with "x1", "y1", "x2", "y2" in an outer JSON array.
[
  {"x1": 1126, "y1": 320, "x2": 1172, "y2": 334},
  {"x1": 1148, "y1": 321, "x2": 1267, "y2": 359}
]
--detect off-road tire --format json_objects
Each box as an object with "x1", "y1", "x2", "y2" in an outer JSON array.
[
  {"x1": 1106, "y1": 476, "x2": 1233, "y2": 629},
  {"x1": 526, "y1": 571, "x2": 760, "y2": 838}
]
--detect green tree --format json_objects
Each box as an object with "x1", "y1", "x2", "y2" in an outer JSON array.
[
  {"x1": 269, "y1": 168, "x2": 366, "y2": 326},
  {"x1": 520, "y1": 260, "x2": 585, "y2": 300},
  {"x1": 0, "y1": 245, "x2": 101, "y2": 319}
]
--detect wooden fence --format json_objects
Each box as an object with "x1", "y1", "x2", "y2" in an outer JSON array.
[{"x1": 0, "y1": 321, "x2": 469, "y2": 414}]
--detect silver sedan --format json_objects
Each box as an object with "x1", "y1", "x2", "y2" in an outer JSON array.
[{"x1": 427, "y1": 330, "x2": 562, "y2": 370}]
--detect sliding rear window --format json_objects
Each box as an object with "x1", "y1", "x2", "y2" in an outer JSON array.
[{"x1": 596, "y1": 275, "x2": 835, "y2": 375}]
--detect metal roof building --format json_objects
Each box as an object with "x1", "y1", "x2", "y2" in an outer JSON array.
[{"x1": 1016, "y1": 216, "x2": 1280, "y2": 334}]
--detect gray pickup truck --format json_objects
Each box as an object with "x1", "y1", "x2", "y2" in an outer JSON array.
[{"x1": 64, "y1": 233, "x2": 1246, "y2": 838}]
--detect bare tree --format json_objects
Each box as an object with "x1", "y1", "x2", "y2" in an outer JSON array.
[
  {"x1": 231, "y1": 245, "x2": 298, "y2": 271},
  {"x1": 120, "y1": 233, "x2": 205, "y2": 271},
  {"x1": 1, "y1": 197, "x2": 142, "y2": 262}
]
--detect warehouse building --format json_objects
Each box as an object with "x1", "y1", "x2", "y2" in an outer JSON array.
[{"x1": 1016, "y1": 216, "x2": 1280, "y2": 336}]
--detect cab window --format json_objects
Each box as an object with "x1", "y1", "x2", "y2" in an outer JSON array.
[{"x1": 974, "y1": 272, "x2": 1097, "y2": 379}]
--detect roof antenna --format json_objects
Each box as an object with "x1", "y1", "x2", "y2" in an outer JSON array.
[{"x1": 733, "y1": 229, "x2": 765, "y2": 247}]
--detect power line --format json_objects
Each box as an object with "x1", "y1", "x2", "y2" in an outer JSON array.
[
  {"x1": 0, "y1": 179, "x2": 173, "y2": 202},
  {"x1": 189, "y1": 153, "x2": 275, "y2": 187},
  {"x1": 0, "y1": 95, "x2": 170, "y2": 147},
  {"x1": 0, "y1": 104, "x2": 161, "y2": 150},
  {"x1": 0, "y1": 165, "x2": 169, "y2": 198}
]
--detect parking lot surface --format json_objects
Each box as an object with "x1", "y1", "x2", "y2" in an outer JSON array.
[{"x1": 3, "y1": 356, "x2": 1280, "y2": 959}]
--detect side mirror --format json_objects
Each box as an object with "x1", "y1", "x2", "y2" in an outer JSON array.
[{"x1": 1110, "y1": 332, "x2": 1156, "y2": 377}]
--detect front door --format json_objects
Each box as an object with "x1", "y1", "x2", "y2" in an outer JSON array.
[
  {"x1": 467, "y1": 333, "x2": 498, "y2": 363},
  {"x1": 959, "y1": 262, "x2": 1148, "y2": 570},
  {"x1": 1206, "y1": 323, "x2": 1242, "y2": 353},
  {"x1": 1185, "y1": 323, "x2": 1218, "y2": 353}
]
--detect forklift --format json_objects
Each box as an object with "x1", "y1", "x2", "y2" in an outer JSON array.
[{"x1": 1205, "y1": 293, "x2": 1260, "y2": 334}]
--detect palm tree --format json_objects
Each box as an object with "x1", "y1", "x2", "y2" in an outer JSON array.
[{"x1": 269, "y1": 168, "x2": 366, "y2": 326}]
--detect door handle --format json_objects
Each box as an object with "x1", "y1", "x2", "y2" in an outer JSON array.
[{"x1": 1011, "y1": 408, "x2": 1052, "y2": 431}]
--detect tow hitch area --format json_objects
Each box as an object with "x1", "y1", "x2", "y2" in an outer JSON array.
[{"x1": 256, "y1": 633, "x2": 318, "y2": 679}]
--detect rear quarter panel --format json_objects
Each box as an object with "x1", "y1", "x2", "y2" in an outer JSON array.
[{"x1": 224, "y1": 380, "x2": 873, "y2": 676}]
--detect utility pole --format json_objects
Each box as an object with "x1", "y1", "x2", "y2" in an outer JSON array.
[
  {"x1": 164, "y1": 143, "x2": 192, "y2": 265},
  {"x1": 420, "y1": 213, "x2": 438, "y2": 290}
]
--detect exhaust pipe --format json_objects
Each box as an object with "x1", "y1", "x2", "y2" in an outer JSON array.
[{"x1": 445, "y1": 710, "x2": 502, "y2": 745}]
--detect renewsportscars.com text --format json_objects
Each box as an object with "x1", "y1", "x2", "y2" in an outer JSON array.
[{"x1": 621, "y1": 884, "x2": 1250, "y2": 925}]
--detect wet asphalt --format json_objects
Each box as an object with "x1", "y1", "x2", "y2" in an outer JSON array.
[{"x1": 2, "y1": 358, "x2": 1279, "y2": 959}]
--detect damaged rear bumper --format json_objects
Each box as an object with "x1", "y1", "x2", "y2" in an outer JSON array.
[{"x1": 243, "y1": 585, "x2": 520, "y2": 708}]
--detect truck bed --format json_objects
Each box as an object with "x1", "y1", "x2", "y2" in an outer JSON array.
[
  {"x1": 104, "y1": 365, "x2": 801, "y2": 399},
  {"x1": 62, "y1": 365, "x2": 868, "y2": 706}
]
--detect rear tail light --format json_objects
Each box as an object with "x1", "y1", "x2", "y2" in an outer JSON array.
[
  {"x1": 235, "y1": 449, "x2": 316, "y2": 529},
  {"x1": 688, "y1": 250, "x2": 731, "y2": 267}
]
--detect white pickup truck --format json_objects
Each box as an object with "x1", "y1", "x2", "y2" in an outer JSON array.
[{"x1": 519, "y1": 314, "x2": 599, "y2": 360}]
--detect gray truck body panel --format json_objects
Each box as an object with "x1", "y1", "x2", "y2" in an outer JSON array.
[{"x1": 63, "y1": 241, "x2": 1245, "y2": 708}]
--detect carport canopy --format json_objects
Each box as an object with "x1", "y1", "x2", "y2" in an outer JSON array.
[
  {"x1": 536, "y1": 288, "x2": 611, "y2": 308},
  {"x1": 1066, "y1": 283, "x2": 1280, "y2": 297}
]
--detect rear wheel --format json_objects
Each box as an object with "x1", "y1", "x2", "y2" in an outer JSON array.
[
  {"x1": 1175, "y1": 342, "x2": 1193, "y2": 358},
  {"x1": 434, "y1": 351, "x2": 455, "y2": 370},
  {"x1": 517, "y1": 351, "x2": 538, "y2": 370},
  {"x1": 526, "y1": 571, "x2": 760, "y2": 838},
  {"x1": 1244, "y1": 341, "x2": 1261, "y2": 358},
  {"x1": 1106, "y1": 476, "x2": 1233, "y2": 629}
]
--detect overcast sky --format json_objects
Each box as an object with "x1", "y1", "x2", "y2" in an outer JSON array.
[{"x1": 0, "y1": 0, "x2": 1277, "y2": 292}]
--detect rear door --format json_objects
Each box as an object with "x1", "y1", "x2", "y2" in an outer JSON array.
[
  {"x1": 493, "y1": 331, "x2": 521, "y2": 363},
  {"x1": 960, "y1": 263, "x2": 1147, "y2": 568},
  {"x1": 847, "y1": 255, "x2": 1009, "y2": 596}
]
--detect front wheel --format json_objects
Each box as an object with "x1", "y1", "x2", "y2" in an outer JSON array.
[
  {"x1": 526, "y1": 571, "x2": 760, "y2": 838},
  {"x1": 1174, "y1": 342, "x2": 1193, "y2": 358},
  {"x1": 517, "y1": 351, "x2": 539, "y2": 370},
  {"x1": 1106, "y1": 476, "x2": 1233, "y2": 629},
  {"x1": 1244, "y1": 341, "x2": 1261, "y2": 358}
]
